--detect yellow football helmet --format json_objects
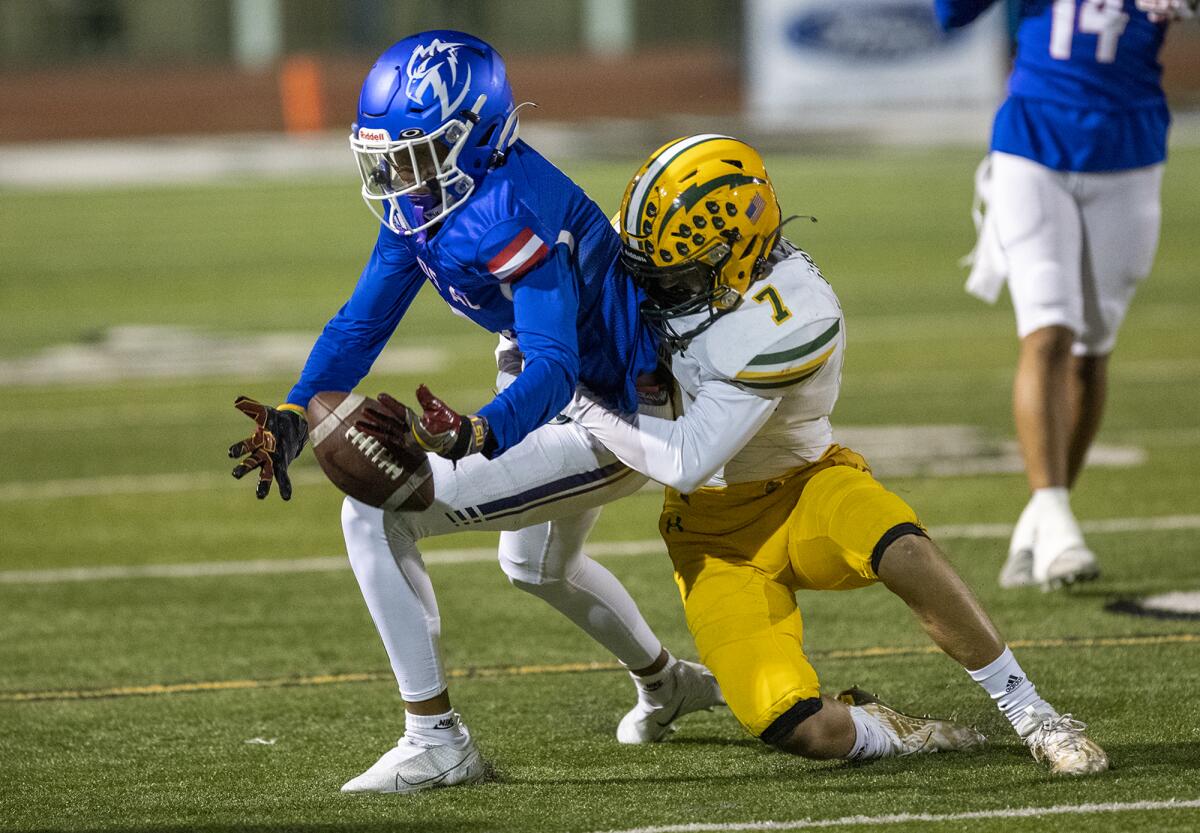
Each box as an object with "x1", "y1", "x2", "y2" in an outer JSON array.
[{"x1": 618, "y1": 134, "x2": 783, "y2": 347}]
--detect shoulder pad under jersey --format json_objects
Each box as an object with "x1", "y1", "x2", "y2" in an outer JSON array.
[
  {"x1": 692, "y1": 252, "x2": 843, "y2": 388},
  {"x1": 433, "y1": 170, "x2": 556, "y2": 282}
]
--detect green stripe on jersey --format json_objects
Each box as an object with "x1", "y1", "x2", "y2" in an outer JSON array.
[
  {"x1": 747, "y1": 320, "x2": 840, "y2": 367},
  {"x1": 735, "y1": 364, "x2": 824, "y2": 390}
]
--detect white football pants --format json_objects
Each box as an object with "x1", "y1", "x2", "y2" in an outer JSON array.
[
  {"x1": 989, "y1": 151, "x2": 1163, "y2": 356},
  {"x1": 341, "y1": 417, "x2": 662, "y2": 701}
]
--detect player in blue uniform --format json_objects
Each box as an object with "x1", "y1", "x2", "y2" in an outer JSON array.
[
  {"x1": 227, "y1": 31, "x2": 721, "y2": 794},
  {"x1": 936, "y1": 0, "x2": 1189, "y2": 590}
]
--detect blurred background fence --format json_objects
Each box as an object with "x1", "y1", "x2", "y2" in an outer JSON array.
[{"x1": 0, "y1": 0, "x2": 1196, "y2": 150}]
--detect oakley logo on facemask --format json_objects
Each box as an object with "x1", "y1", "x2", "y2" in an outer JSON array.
[{"x1": 405, "y1": 39, "x2": 473, "y2": 120}]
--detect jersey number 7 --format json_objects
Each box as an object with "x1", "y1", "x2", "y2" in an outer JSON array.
[
  {"x1": 1050, "y1": 0, "x2": 1131, "y2": 64},
  {"x1": 752, "y1": 285, "x2": 793, "y2": 325}
]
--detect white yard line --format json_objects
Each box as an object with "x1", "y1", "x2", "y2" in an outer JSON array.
[
  {"x1": 0, "y1": 540, "x2": 664, "y2": 585},
  {"x1": 935, "y1": 514, "x2": 1200, "y2": 539},
  {"x1": 587, "y1": 798, "x2": 1200, "y2": 833},
  {"x1": 0, "y1": 469, "x2": 330, "y2": 502},
  {"x1": 2, "y1": 516, "x2": 1198, "y2": 585},
  {"x1": 0, "y1": 326, "x2": 446, "y2": 387},
  {"x1": 0, "y1": 423, "x2": 1153, "y2": 502}
]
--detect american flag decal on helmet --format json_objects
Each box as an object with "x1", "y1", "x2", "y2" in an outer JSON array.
[
  {"x1": 746, "y1": 193, "x2": 766, "y2": 224},
  {"x1": 487, "y1": 228, "x2": 549, "y2": 282}
]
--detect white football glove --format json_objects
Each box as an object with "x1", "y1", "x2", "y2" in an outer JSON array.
[{"x1": 1135, "y1": 0, "x2": 1197, "y2": 22}]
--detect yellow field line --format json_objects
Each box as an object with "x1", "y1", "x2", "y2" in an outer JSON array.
[{"x1": 3, "y1": 634, "x2": 1195, "y2": 704}]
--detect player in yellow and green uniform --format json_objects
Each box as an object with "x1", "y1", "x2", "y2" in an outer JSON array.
[{"x1": 565, "y1": 135, "x2": 1108, "y2": 774}]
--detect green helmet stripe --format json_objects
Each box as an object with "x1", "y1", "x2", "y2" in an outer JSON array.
[
  {"x1": 624, "y1": 134, "x2": 733, "y2": 238},
  {"x1": 657, "y1": 172, "x2": 764, "y2": 235}
]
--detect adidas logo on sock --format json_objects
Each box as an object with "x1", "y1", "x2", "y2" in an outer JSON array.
[{"x1": 1005, "y1": 674, "x2": 1025, "y2": 694}]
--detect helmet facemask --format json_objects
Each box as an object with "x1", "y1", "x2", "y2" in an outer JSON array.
[
  {"x1": 351, "y1": 113, "x2": 478, "y2": 237},
  {"x1": 623, "y1": 230, "x2": 776, "y2": 350}
]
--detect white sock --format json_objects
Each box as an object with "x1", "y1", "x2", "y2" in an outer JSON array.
[
  {"x1": 1009, "y1": 496, "x2": 1038, "y2": 555},
  {"x1": 847, "y1": 704, "x2": 897, "y2": 760},
  {"x1": 967, "y1": 647, "x2": 1056, "y2": 737},
  {"x1": 1031, "y1": 487, "x2": 1086, "y2": 571},
  {"x1": 629, "y1": 652, "x2": 677, "y2": 705},
  {"x1": 405, "y1": 709, "x2": 471, "y2": 748}
]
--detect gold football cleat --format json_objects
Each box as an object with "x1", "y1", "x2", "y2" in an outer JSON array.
[
  {"x1": 837, "y1": 686, "x2": 987, "y2": 756},
  {"x1": 1022, "y1": 707, "x2": 1110, "y2": 775}
]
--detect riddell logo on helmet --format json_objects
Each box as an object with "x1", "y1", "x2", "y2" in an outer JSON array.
[{"x1": 357, "y1": 128, "x2": 391, "y2": 142}]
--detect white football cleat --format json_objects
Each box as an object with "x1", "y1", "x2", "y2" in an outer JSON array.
[
  {"x1": 999, "y1": 547, "x2": 1036, "y2": 589},
  {"x1": 1022, "y1": 706, "x2": 1109, "y2": 775},
  {"x1": 1039, "y1": 545, "x2": 1101, "y2": 591},
  {"x1": 340, "y1": 733, "x2": 486, "y2": 794},
  {"x1": 838, "y1": 687, "x2": 987, "y2": 756},
  {"x1": 617, "y1": 659, "x2": 725, "y2": 744}
]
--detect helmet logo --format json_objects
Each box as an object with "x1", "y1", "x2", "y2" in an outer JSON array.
[
  {"x1": 405, "y1": 38, "x2": 473, "y2": 120},
  {"x1": 357, "y1": 127, "x2": 391, "y2": 142}
]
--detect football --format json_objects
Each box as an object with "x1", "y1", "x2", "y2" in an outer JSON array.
[{"x1": 306, "y1": 391, "x2": 434, "y2": 511}]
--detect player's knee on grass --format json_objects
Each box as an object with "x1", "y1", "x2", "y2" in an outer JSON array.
[
  {"x1": 761, "y1": 697, "x2": 851, "y2": 759},
  {"x1": 681, "y1": 568, "x2": 822, "y2": 734}
]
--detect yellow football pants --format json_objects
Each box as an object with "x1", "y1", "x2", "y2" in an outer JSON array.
[{"x1": 659, "y1": 446, "x2": 924, "y2": 738}]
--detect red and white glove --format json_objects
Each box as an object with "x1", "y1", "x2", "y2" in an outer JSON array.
[{"x1": 407, "y1": 385, "x2": 491, "y2": 461}]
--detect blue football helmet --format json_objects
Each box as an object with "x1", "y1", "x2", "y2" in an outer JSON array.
[{"x1": 350, "y1": 30, "x2": 518, "y2": 236}]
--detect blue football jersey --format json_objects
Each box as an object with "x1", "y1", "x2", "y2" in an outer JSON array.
[
  {"x1": 287, "y1": 141, "x2": 660, "y2": 456},
  {"x1": 936, "y1": 0, "x2": 1171, "y2": 171}
]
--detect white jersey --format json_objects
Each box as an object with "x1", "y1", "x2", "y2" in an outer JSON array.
[{"x1": 567, "y1": 248, "x2": 846, "y2": 491}]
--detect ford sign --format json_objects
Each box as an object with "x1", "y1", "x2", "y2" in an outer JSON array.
[{"x1": 786, "y1": 2, "x2": 957, "y2": 62}]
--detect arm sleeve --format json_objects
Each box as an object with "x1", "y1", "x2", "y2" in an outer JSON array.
[
  {"x1": 933, "y1": 0, "x2": 1000, "y2": 30},
  {"x1": 476, "y1": 242, "x2": 580, "y2": 456},
  {"x1": 568, "y1": 380, "x2": 779, "y2": 493},
  {"x1": 286, "y1": 227, "x2": 424, "y2": 408}
]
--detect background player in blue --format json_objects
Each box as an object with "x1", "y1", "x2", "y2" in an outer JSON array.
[
  {"x1": 936, "y1": 0, "x2": 1191, "y2": 590},
  {"x1": 227, "y1": 31, "x2": 721, "y2": 794}
]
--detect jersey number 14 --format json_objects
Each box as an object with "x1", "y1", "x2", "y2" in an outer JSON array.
[{"x1": 1050, "y1": 0, "x2": 1130, "y2": 64}]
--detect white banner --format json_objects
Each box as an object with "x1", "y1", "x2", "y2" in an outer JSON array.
[{"x1": 746, "y1": 0, "x2": 1008, "y2": 124}]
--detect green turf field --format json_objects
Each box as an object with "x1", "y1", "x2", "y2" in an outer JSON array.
[{"x1": 1, "y1": 147, "x2": 1198, "y2": 832}]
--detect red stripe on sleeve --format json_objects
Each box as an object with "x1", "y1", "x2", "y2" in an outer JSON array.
[
  {"x1": 503, "y1": 243, "x2": 550, "y2": 282},
  {"x1": 486, "y1": 228, "x2": 535, "y2": 275}
]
